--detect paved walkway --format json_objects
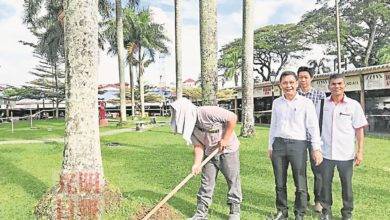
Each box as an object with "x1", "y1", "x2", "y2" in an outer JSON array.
[{"x1": 0, "y1": 127, "x2": 137, "y2": 145}]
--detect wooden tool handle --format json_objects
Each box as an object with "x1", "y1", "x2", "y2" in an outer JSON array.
[{"x1": 141, "y1": 148, "x2": 220, "y2": 220}]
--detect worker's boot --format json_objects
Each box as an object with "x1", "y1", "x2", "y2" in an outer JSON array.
[
  {"x1": 228, "y1": 203, "x2": 240, "y2": 220},
  {"x1": 188, "y1": 203, "x2": 208, "y2": 220}
]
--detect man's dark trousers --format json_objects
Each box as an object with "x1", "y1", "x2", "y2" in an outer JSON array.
[
  {"x1": 271, "y1": 137, "x2": 308, "y2": 216},
  {"x1": 320, "y1": 159, "x2": 354, "y2": 218},
  {"x1": 308, "y1": 142, "x2": 323, "y2": 203}
]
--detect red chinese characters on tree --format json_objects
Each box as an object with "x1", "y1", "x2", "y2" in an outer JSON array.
[{"x1": 57, "y1": 172, "x2": 102, "y2": 218}]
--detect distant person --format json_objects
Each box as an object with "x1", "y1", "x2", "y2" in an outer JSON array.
[
  {"x1": 268, "y1": 71, "x2": 323, "y2": 220},
  {"x1": 297, "y1": 66, "x2": 326, "y2": 212},
  {"x1": 319, "y1": 74, "x2": 368, "y2": 220},
  {"x1": 170, "y1": 98, "x2": 242, "y2": 220}
]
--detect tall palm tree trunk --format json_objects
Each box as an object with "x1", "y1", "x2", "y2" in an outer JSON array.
[
  {"x1": 115, "y1": 0, "x2": 127, "y2": 122},
  {"x1": 199, "y1": 0, "x2": 218, "y2": 106},
  {"x1": 56, "y1": 0, "x2": 104, "y2": 218},
  {"x1": 54, "y1": 62, "x2": 59, "y2": 119},
  {"x1": 129, "y1": 64, "x2": 135, "y2": 117},
  {"x1": 240, "y1": 0, "x2": 255, "y2": 137},
  {"x1": 175, "y1": 0, "x2": 183, "y2": 99},
  {"x1": 139, "y1": 46, "x2": 145, "y2": 117}
]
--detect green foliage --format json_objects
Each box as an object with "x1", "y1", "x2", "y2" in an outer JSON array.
[
  {"x1": 220, "y1": 24, "x2": 309, "y2": 82},
  {"x1": 30, "y1": 55, "x2": 65, "y2": 102},
  {"x1": 377, "y1": 45, "x2": 390, "y2": 64},
  {"x1": 217, "y1": 88, "x2": 237, "y2": 100},
  {"x1": 218, "y1": 40, "x2": 242, "y2": 86},
  {"x1": 2, "y1": 87, "x2": 39, "y2": 101},
  {"x1": 104, "y1": 7, "x2": 170, "y2": 65},
  {"x1": 300, "y1": 0, "x2": 390, "y2": 67},
  {"x1": 183, "y1": 87, "x2": 202, "y2": 101},
  {"x1": 144, "y1": 93, "x2": 164, "y2": 103},
  {"x1": 253, "y1": 24, "x2": 309, "y2": 80}
]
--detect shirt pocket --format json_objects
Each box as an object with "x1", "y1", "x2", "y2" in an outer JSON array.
[{"x1": 337, "y1": 112, "x2": 354, "y2": 133}]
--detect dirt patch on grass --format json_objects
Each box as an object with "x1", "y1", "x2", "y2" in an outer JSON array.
[{"x1": 131, "y1": 204, "x2": 182, "y2": 220}]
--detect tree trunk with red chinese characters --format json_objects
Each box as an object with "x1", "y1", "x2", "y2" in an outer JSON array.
[{"x1": 35, "y1": 0, "x2": 106, "y2": 219}]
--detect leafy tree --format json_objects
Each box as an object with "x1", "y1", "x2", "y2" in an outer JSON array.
[
  {"x1": 300, "y1": 0, "x2": 390, "y2": 67},
  {"x1": 2, "y1": 86, "x2": 40, "y2": 100},
  {"x1": 220, "y1": 24, "x2": 309, "y2": 82},
  {"x1": 219, "y1": 41, "x2": 241, "y2": 86},
  {"x1": 217, "y1": 88, "x2": 237, "y2": 100},
  {"x1": 183, "y1": 87, "x2": 202, "y2": 101},
  {"x1": 253, "y1": 24, "x2": 309, "y2": 81},
  {"x1": 377, "y1": 45, "x2": 390, "y2": 64}
]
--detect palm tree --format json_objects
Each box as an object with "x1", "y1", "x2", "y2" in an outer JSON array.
[
  {"x1": 175, "y1": 0, "x2": 183, "y2": 99},
  {"x1": 36, "y1": 0, "x2": 104, "y2": 218},
  {"x1": 240, "y1": 0, "x2": 255, "y2": 137},
  {"x1": 133, "y1": 10, "x2": 169, "y2": 117},
  {"x1": 218, "y1": 46, "x2": 242, "y2": 87},
  {"x1": 199, "y1": 0, "x2": 218, "y2": 106},
  {"x1": 126, "y1": 9, "x2": 169, "y2": 117},
  {"x1": 127, "y1": 43, "x2": 137, "y2": 117},
  {"x1": 104, "y1": 8, "x2": 169, "y2": 117},
  {"x1": 115, "y1": 0, "x2": 127, "y2": 123}
]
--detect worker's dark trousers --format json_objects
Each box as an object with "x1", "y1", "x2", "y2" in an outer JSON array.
[
  {"x1": 320, "y1": 159, "x2": 354, "y2": 218},
  {"x1": 308, "y1": 142, "x2": 323, "y2": 203},
  {"x1": 271, "y1": 137, "x2": 308, "y2": 216},
  {"x1": 197, "y1": 151, "x2": 242, "y2": 208}
]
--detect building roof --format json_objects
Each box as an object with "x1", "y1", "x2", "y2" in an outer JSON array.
[
  {"x1": 312, "y1": 63, "x2": 390, "y2": 80},
  {"x1": 183, "y1": 78, "x2": 196, "y2": 83},
  {"x1": 98, "y1": 83, "x2": 129, "y2": 90},
  {"x1": 249, "y1": 63, "x2": 390, "y2": 88}
]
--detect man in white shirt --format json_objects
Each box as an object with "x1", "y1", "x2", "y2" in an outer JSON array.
[
  {"x1": 297, "y1": 66, "x2": 326, "y2": 212},
  {"x1": 319, "y1": 74, "x2": 368, "y2": 220},
  {"x1": 268, "y1": 71, "x2": 323, "y2": 220}
]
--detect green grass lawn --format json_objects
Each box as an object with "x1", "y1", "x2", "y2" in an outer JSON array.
[
  {"x1": 0, "y1": 118, "x2": 162, "y2": 141},
  {"x1": 0, "y1": 120, "x2": 389, "y2": 219}
]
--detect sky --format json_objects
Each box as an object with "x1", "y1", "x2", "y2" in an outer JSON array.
[{"x1": 0, "y1": 0, "x2": 328, "y2": 87}]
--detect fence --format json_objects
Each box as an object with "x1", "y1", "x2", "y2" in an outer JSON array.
[{"x1": 0, "y1": 109, "x2": 57, "y2": 133}]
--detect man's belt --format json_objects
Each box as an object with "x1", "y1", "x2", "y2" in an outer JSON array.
[{"x1": 196, "y1": 126, "x2": 220, "y2": 133}]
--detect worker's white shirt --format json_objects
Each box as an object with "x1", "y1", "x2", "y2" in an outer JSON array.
[
  {"x1": 269, "y1": 94, "x2": 321, "y2": 150},
  {"x1": 321, "y1": 95, "x2": 368, "y2": 161}
]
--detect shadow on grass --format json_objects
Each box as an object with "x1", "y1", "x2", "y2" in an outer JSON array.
[{"x1": 0, "y1": 155, "x2": 48, "y2": 200}]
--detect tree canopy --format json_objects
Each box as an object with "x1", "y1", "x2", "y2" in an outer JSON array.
[
  {"x1": 219, "y1": 24, "x2": 309, "y2": 82},
  {"x1": 299, "y1": 0, "x2": 390, "y2": 67}
]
